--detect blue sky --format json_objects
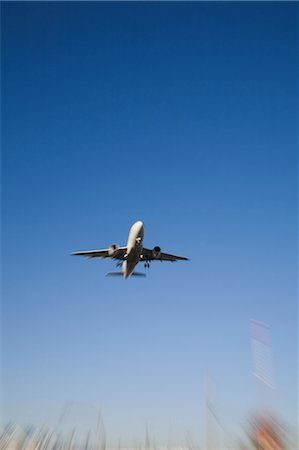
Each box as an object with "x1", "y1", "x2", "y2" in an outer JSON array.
[{"x1": 2, "y1": 1, "x2": 297, "y2": 445}]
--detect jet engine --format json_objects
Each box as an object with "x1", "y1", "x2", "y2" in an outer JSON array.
[
  {"x1": 108, "y1": 244, "x2": 119, "y2": 257},
  {"x1": 152, "y1": 246, "x2": 161, "y2": 258}
]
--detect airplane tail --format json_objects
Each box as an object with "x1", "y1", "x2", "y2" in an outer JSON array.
[{"x1": 106, "y1": 272, "x2": 146, "y2": 278}]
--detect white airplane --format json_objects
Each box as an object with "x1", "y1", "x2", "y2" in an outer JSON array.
[{"x1": 71, "y1": 220, "x2": 189, "y2": 278}]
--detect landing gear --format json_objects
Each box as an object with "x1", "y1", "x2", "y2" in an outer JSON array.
[{"x1": 144, "y1": 261, "x2": 150, "y2": 269}]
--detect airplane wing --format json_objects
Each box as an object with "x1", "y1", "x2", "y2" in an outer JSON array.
[
  {"x1": 141, "y1": 248, "x2": 189, "y2": 262},
  {"x1": 71, "y1": 246, "x2": 127, "y2": 260}
]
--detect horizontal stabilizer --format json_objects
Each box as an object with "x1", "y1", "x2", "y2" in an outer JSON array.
[
  {"x1": 106, "y1": 271, "x2": 146, "y2": 278},
  {"x1": 106, "y1": 272, "x2": 124, "y2": 276}
]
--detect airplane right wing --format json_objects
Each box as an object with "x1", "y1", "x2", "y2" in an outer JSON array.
[
  {"x1": 71, "y1": 246, "x2": 127, "y2": 260},
  {"x1": 141, "y1": 248, "x2": 189, "y2": 262}
]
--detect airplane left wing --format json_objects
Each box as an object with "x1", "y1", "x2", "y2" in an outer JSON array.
[
  {"x1": 71, "y1": 246, "x2": 127, "y2": 260},
  {"x1": 141, "y1": 248, "x2": 189, "y2": 262}
]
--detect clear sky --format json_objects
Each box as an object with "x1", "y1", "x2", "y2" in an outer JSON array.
[{"x1": 2, "y1": 1, "x2": 298, "y2": 446}]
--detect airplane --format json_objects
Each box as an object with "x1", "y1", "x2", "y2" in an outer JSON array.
[{"x1": 71, "y1": 220, "x2": 189, "y2": 278}]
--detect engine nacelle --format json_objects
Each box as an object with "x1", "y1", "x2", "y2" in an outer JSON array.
[
  {"x1": 108, "y1": 243, "x2": 119, "y2": 257},
  {"x1": 152, "y1": 246, "x2": 161, "y2": 258}
]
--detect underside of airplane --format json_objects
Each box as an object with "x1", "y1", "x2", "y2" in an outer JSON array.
[{"x1": 71, "y1": 221, "x2": 189, "y2": 278}]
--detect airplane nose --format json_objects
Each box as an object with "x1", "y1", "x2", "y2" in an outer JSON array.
[
  {"x1": 137, "y1": 221, "x2": 144, "y2": 235},
  {"x1": 131, "y1": 220, "x2": 144, "y2": 237}
]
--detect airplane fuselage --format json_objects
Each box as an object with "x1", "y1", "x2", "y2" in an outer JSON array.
[
  {"x1": 71, "y1": 220, "x2": 188, "y2": 277},
  {"x1": 122, "y1": 221, "x2": 144, "y2": 278}
]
